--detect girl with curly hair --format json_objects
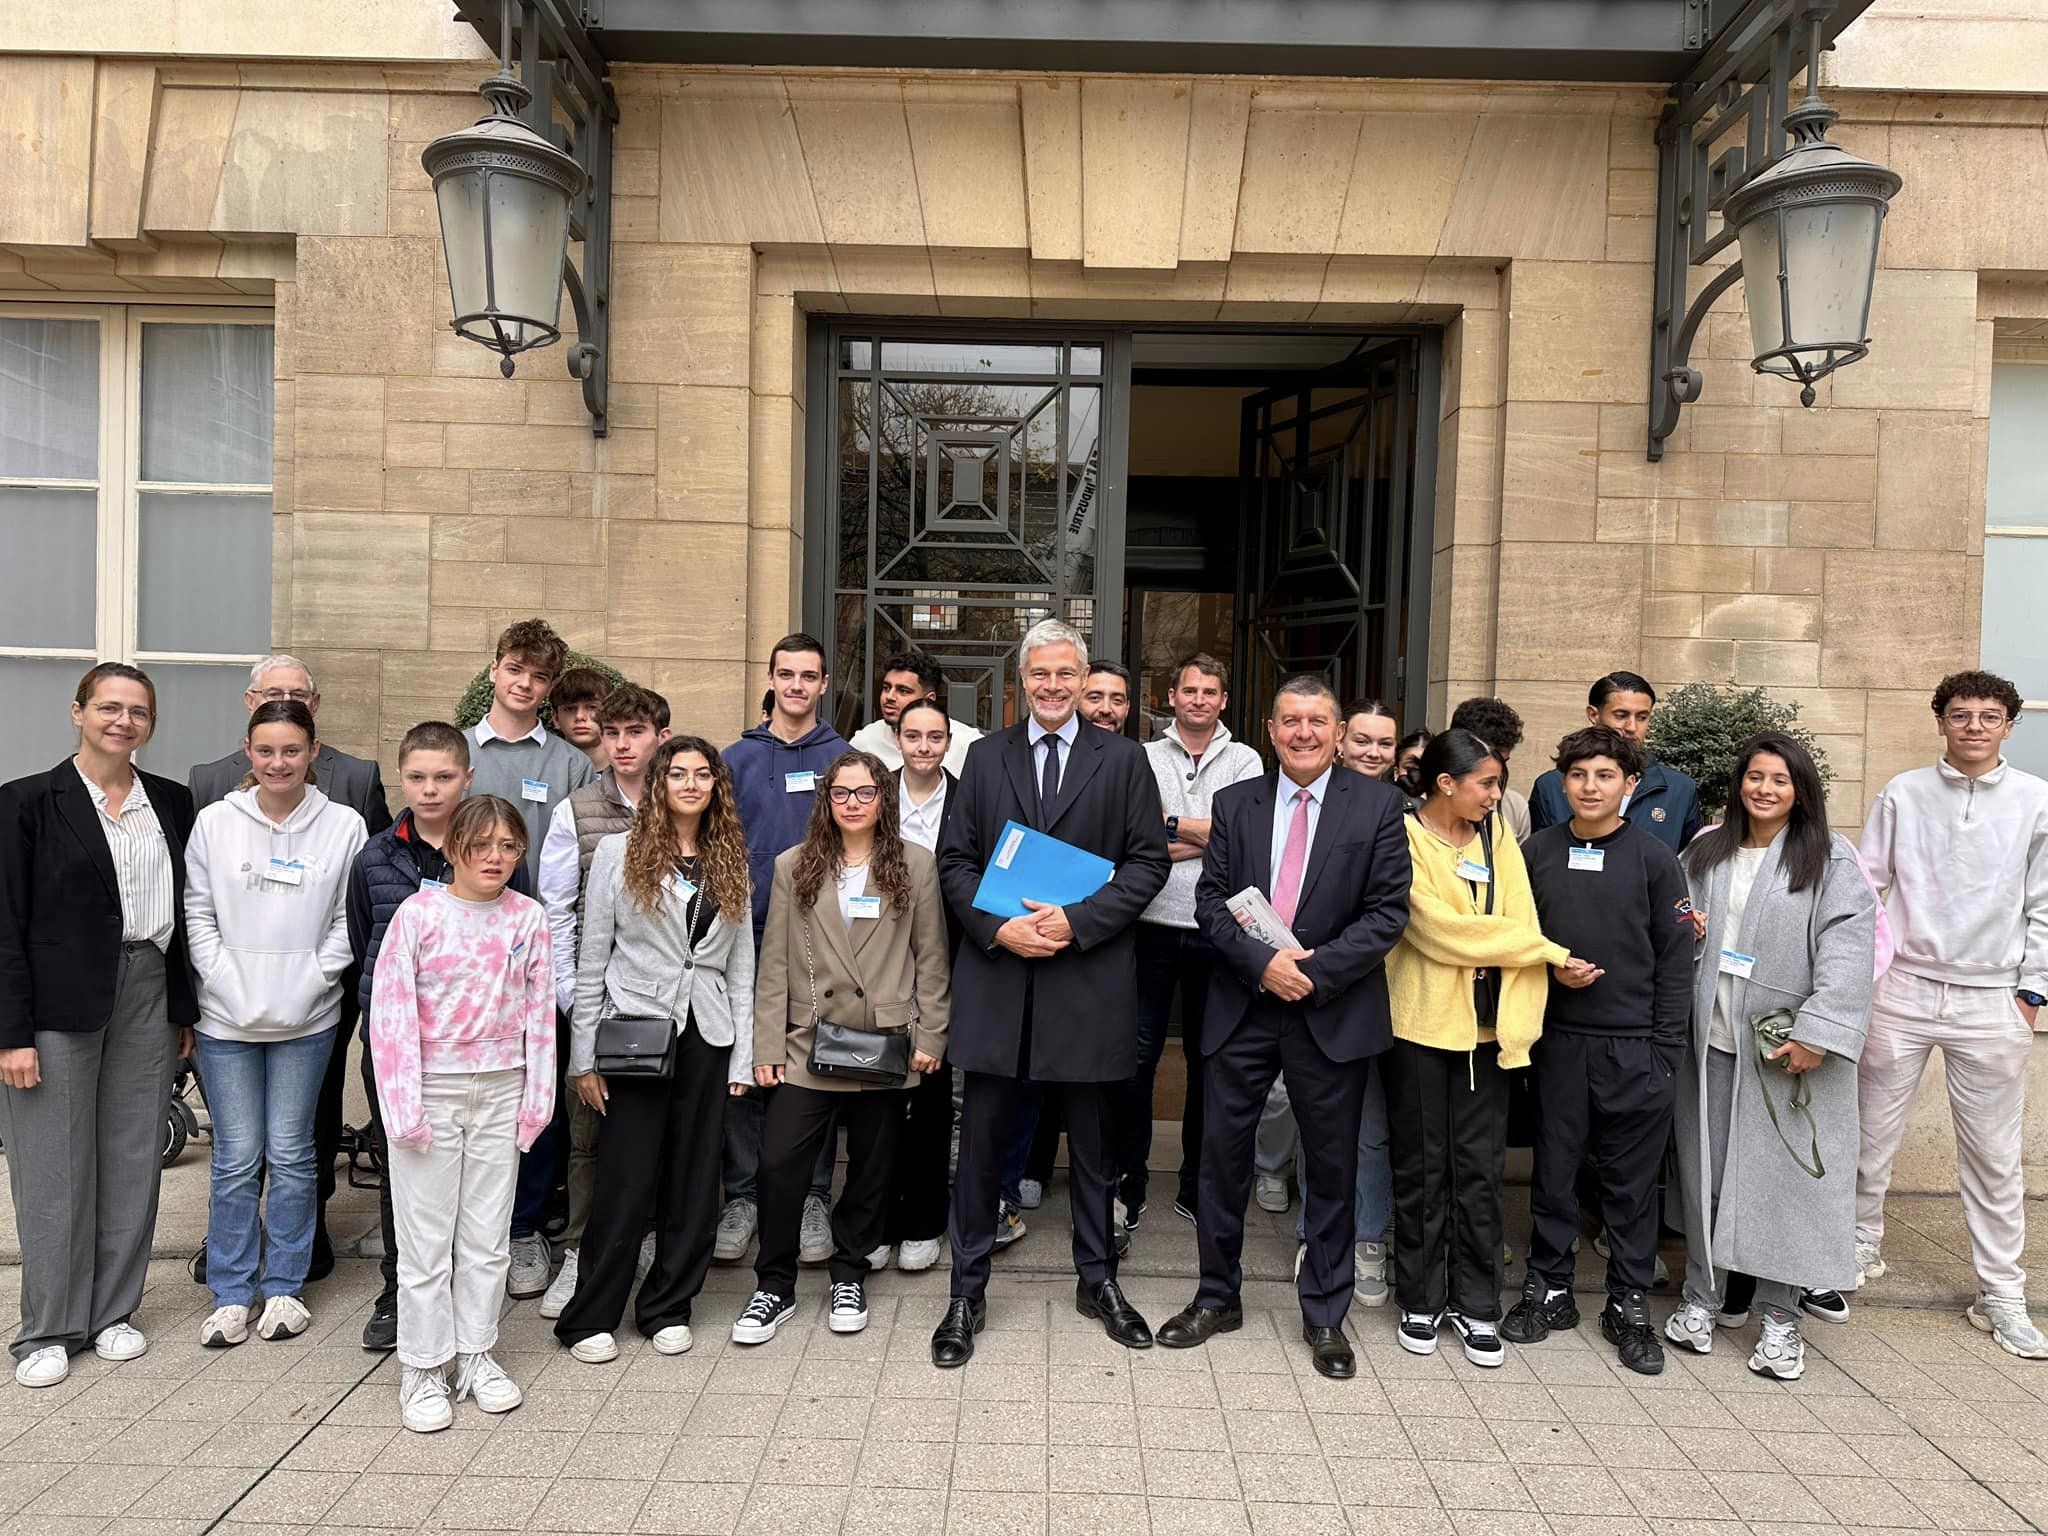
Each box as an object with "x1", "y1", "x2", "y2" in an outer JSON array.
[
  {"x1": 731, "y1": 751, "x2": 951, "y2": 1345},
  {"x1": 553, "y1": 737, "x2": 754, "y2": 1363}
]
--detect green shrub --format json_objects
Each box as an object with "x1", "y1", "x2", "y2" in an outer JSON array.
[
  {"x1": 453, "y1": 651, "x2": 626, "y2": 730},
  {"x1": 1648, "y1": 682, "x2": 1832, "y2": 819}
]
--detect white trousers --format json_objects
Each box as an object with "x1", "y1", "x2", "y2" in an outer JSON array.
[
  {"x1": 386, "y1": 1068, "x2": 523, "y2": 1369},
  {"x1": 1855, "y1": 970, "x2": 2032, "y2": 1298}
]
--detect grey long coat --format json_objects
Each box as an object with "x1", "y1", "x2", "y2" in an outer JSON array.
[{"x1": 1675, "y1": 830, "x2": 1876, "y2": 1291}]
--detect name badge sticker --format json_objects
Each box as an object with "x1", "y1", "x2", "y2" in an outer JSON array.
[
  {"x1": 263, "y1": 857, "x2": 305, "y2": 886},
  {"x1": 847, "y1": 894, "x2": 883, "y2": 920},
  {"x1": 669, "y1": 872, "x2": 699, "y2": 901},
  {"x1": 520, "y1": 778, "x2": 549, "y2": 803},
  {"x1": 784, "y1": 770, "x2": 817, "y2": 794},
  {"x1": 1718, "y1": 948, "x2": 1757, "y2": 979},
  {"x1": 1455, "y1": 858, "x2": 1491, "y2": 884},
  {"x1": 419, "y1": 877, "x2": 448, "y2": 892},
  {"x1": 1568, "y1": 846, "x2": 1606, "y2": 873}
]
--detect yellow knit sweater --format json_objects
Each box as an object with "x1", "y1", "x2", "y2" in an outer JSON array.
[{"x1": 1387, "y1": 810, "x2": 1568, "y2": 1069}]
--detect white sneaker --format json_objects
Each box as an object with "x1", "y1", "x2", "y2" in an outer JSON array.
[
  {"x1": 652, "y1": 1325, "x2": 693, "y2": 1356},
  {"x1": 1665, "y1": 1300, "x2": 1715, "y2": 1355},
  {"x1": 1748, "y1": 1310, "x2": 1806, "y2": 1381},
  {"x1": 539, "y1": 1248, "x2": 580, "y2": 1320},
  {"x1": 507, "y1": 1234, "x2": 552, "y2": 1298},
  {"x1": 828, "y1": 1281, "x2": 869, "y2": 1334},
  {"x1": 714, "y1": 1199, "x2": 757, "y2": 1262},
  {"x1": 1854, "y1": 1240, "x2": 1887, "y2": 1286},
  {"x1": 897, "y1": 1238, "x2": 942, "y2": 1272},
  {"x1": 569, "y1": 1332, "x2": 619, "y2": 1364},
  {"x1": 454, "y1": 1351, "x2": 522, "y2": 1413},
  {"x1": 14, "y1": 1345, "x2": 68, "y2": 1388},
  {"x1": 93, "y1": 1323, "x2": 148, "y2": 1363},
  {"x1": 866, "y1": 1245, "x2": 893, "y2": 1271},
  {"x1": 256, "y1": 1295, "x2": 311, "y2": 1342},
  {"x1": 399, "y1": 1365, "x2": 453, "y2": 1433},
  {"x1": 1017, "y1": 1178, "x2": 1044, "y2": 1210},
  {"x1": 200, "y1": 1305, "x2": 249, "y2": 1349},
  {"x1": 1968, "y1": 1295, "x2": 2048, "y2": 1360},
  {"x1": 1254, "y1": 1175, "x2": 1290, "y2": 1214},
  {"x1": 637, "y1": 1232, "x2": 657, "y2": 1281},
  {"x1": 798, "y1": 1195, "x2": 833, "y2": 1264}
]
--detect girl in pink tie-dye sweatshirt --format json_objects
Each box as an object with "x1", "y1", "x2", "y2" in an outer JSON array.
[{"x1": 368, "y1": 796, "x2": 555, "y2": 1433}]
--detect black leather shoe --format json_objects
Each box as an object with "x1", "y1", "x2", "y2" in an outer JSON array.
[
  {"x1": 1076, "y1": 1279, "x2": 1152, "y2": 1349},
  {"x1": 930, "y1": 1297, "x2": 985, "y2": 1368},
  {"x1": 1156, "y1": 1304, "x2": 1243, "y2": 1349},
  {"x1": 1304, "y1": 1323, "x2": 1356, "y2": 1379}
]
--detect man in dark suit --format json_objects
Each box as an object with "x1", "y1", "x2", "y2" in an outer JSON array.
[
  {"x1": 932, "y1": 621, "x2": 1170, "y2": 1366},
  {"x1": 1158, "y1": 674, "x2": 1410, "y2": 1379},
  {"x1": 188, "y1": 656, "x2": 392, "y2": 1286}
]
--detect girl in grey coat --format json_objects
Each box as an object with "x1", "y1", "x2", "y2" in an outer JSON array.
[{"x1": 1669, "y1": 733, "x2": 1876, "y2": 1382}]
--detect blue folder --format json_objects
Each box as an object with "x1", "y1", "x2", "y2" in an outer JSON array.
[{"x1": 970, "y1": 819, "x2": 1116, "y2": 920}]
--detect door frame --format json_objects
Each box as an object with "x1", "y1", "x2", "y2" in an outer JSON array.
[{"x1": 804, "y1": 316, "x2": 1439, "y2": 728}]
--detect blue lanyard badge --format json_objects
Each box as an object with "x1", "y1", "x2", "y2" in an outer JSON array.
[
  {"x1": 520, "y1": 778, "x2": 549, "y2": 802},
  {"x1": 785, "y1": 770, "x2": 817, "y2": 793},
  {"x1": 1454, "y1": 857, "x2": 1490, "y2": 884},
  {"x1": 262, "y1": 856, "x2": 305, "y2": 886},
  {"x1": 1568, "y1": 846, "x2": 1605, "y2": 873}
]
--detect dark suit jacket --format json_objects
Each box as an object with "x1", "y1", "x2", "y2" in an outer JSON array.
[
  {"x1": 0, "y1": 760, "x2": 200, "y2": 1047},
  {"x1": 938, "y1": 721, "x2": 1170, "y2": 1082},
  {"x1": 190, "y1": 743, "x2": 392, "y2": 836},
  {"x1": 1194, "y1": 767, "x2": 1412, "y2": 1063}
]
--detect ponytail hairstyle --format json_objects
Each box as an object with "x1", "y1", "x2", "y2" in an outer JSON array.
[
  {"x1": 1402, "y1": 727, "x2": 1501, "y2": 814},
  {"x1": 1392, "y1": 727, "x2": 1436, "y2": 798},
  {"x1": 1682, "y1": 731, "x2": 1832, "y2": 894},
  {"x1": 236, "y1": 700, "x2": 319, "y2": 791}
]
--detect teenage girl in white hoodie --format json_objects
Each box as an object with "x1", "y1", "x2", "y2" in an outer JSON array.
[{"x1": 184, "y1": 700, "x2": 367, "y2": 1348}]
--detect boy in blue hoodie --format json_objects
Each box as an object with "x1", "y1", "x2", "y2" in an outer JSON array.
[{"x1": 716, "y1": 634, "x2": 849, "y2": 1263}]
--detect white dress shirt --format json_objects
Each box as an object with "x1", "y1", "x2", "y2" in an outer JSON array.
[
  {"x1": 79, "y1": 765, "x2": 175, "y2": 950},
  {"x1": 473, "y1": 715, "x2": 547, "y2": 747},
  {"x1": 1268, "y1": 766, "x2": 1333, "y2": 910},
  {"x1": 1027, "y1": 713, "x2": 1081, "y2": 795},
  {"x1": 899, "y1": 774, "x2": 948, "y2": 853},
  {"x1": 541, "y1": 774, "x2": 637, "y2": 1015}
]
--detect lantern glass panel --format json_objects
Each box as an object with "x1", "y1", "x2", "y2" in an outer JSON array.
[
  {"x1": 435, "y1": 170, "x2": 489, "y2": 324},
  {"x1": 1739, "y1": 200, "x2": 1882, "y2": 362},
  {"x1": 485, "y1": 169, "x2": 570, "y2": 341}
]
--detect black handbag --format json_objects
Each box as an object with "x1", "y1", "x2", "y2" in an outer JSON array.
[
  {"x1": 799, "y1": 909, "x2": 911, "y2": 1087},
  {"x1": 591, "y1": 955, "x2": 686, "y2": 1079}
]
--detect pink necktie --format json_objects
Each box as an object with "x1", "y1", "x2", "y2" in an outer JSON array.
[{"x1": 1274, "y1": 786, "x2": 1311, "y2": 928}]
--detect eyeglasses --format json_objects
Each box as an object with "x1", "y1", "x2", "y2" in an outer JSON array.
[
  {"x1": 253, "y1": 688, "x2": 315, "y2": 703},
  {"x1": 828, "y1": 785, "x2": 881, "y2": 805},
  {"x1": 89, "y1": 703, "x2": 154, "y2": 724},
  {"x1": 1943, "y1": 710, "x2": 2009, "y2": 729}
]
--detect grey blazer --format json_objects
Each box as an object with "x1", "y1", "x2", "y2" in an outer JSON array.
[
  {"x1": 569, "y1": 832, "x2": 755, "y2": 1084},
  {"x1": 191, "y1": 744, "x2": 392, "y2": 836}
]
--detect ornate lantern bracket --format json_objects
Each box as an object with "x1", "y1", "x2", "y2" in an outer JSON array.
[{"x1": 1647, "y1": 1, "x2": 1900, "y2": 461}]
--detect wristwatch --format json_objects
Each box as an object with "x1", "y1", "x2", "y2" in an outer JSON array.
[
  {"x1": 1165, "y1": 815, "x2": 1180, "y2": 841},
  {"x1": 2019, "y1": 989, "x2": 2045, "y2": 1009}
]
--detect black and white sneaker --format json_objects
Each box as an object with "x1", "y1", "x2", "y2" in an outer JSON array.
[
  {"x1": 828, "y1": 1281, "x2": 869, "y2": 1334},
  {"x1": 1396, "y1": 1310, "x2": 1441, "y2": 1356},
  {"x1": 1799, "y1": 1288, "x2": 1850, "y2": 1325},
  {"x1": 730, "y1": 1290, "x2": 796, "y2": 1346},
  {"x1": 1446, "y1": 1310, "x2": 1504, "y2": 1368}
]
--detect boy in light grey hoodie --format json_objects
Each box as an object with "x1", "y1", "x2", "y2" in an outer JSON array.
[{"x1": 1857, "y1": 669, "x2": 2048, "y2": 1360}]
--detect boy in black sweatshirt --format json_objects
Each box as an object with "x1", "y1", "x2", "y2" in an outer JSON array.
[{"x1": 1504, "y1": 726, "x2": 1695, "y2": 1376}]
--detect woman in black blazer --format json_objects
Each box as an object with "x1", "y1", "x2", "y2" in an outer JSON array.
[{"x1": 0, "y1": 663, "x2": 197, "y2": 1389}]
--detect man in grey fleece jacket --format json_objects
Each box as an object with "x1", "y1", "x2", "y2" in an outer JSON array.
[{"x1": 1857, "y1": 669, "x2": 2048, "y2": 1360}]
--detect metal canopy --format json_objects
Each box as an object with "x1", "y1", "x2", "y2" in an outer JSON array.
[{"x1": 575, "y1": 0, "x2": 1717, "y2": 83}]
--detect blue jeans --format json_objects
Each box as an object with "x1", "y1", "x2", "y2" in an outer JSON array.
[
  {"x1": 1295, "y1": 1057, "x2": 1392, "y2": 1246},
  {"x1": 196, "y1": 1029, "x2": 333, "y2": 1308}
]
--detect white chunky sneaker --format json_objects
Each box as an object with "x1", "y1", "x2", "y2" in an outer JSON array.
[
  {"x1": 200, "y1": 1305, "x2": 249, "y2": 1349},
  {"x1": 14, "y1": 1345, "x2": 68, "y2": 1388},
  {"x1": 1017, "y1": 1178, "x2": 1044, "y2": 1210},
  {"x1": 454, "y1": 1351, "x2": 522, "y2": 1413},
  {"x1": 506, "y1": 1234, "x2": 551, "y2": 1299},
  {"x1": 256, "y1": 1295, "x2": 311, "y2": 1342},
  {"x1": 1968, "y1": 1295, "x2": 2048, "y2": 1360},
  {"x1": 1253, "y1": 1174, "x2": 1290, "y2": 1214},
  {"x1": 652, "y1": 1325, "x2": 693, "y2": 1356},
  {"x1": 93, "y1": 1323, "x2": 148, "y2": 1363},
  {"x1": 713, "y1": 1199, "x2": 757, "y2": 1262},
  {"x1": 798, "y1": 1196, "x2": 833, "y2": 1264},
  {"x1": 569, "y1": 1332, "x2": 619, "y2": 1364},
  {"x1": 539, "y1": 1248, "x2": 580, "y2": 1320},
  {"x1": 897, "y1": 1238, "x2": 942, "y2": 1272},
  {"x1": 1853, "y1": 1240, "x2": 1886, "y2": 1287},
  {"x1": 866, "y1": 1245, "x2": 893, "y2": 1271},
  {"x1": 399, "y1": 1365, "x2": 453, "y2": 1433},
  {"x1": 1748, "y1": 1310, "x2": 1806, "y2": 1381},
  {"x1": 1665, "y1": 1300, "x2": 1716, "y2": 1355}
]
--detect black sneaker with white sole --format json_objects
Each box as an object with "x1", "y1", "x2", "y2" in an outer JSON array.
[
  {"x1": 1396, "y1": 1310, "x2": 1440, "y2": 1355},
  {"x1": 1446, "y1": 1311, "x2": 1504, "y2": 1368},
  {"x1": 1799, "y1": 1288, "x2": 1850, "y2": 1325},
  {"x1": 827, "y1": 1282, "x2": 868, "y2": 1334},
  {"x1": 731, "y1": 1290, "x2": 797, "y2": 1345}
]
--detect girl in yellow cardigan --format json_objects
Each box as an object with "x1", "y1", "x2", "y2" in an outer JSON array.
[{"x1": 1385, "y1": 728, "x2": 1579, "y2": 1367}]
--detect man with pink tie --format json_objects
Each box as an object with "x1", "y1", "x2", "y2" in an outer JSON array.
[{"x1": 1156, "y1": 675, "x2": 1412, "y2": 1378}]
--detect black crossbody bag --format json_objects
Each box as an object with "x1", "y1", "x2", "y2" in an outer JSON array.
[
  {"x1": 1469, "y1": 815, "x2": 1502, "y2": 1029},
  {"x1": 591, "y1": 890, "x2": 695, "y2": 1079},
  {"x1": 801, "y1": 908, "x2": 911, "y2": 1086}
]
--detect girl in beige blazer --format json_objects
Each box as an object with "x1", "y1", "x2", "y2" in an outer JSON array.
[{"x1": 733, "y1": 751, "x2": 950, "y2": 1345}]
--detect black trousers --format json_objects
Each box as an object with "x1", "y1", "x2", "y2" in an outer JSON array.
[
  {"x1": 1384, "y1": 1038, "x2": 1509, "y2": 1320},
  {"x1": 355, "y1": 1029, "x2": 399, "y2": 1309},
  {"x1": 886, "y1": 1064, "x2": 953, "y2": 1245},
  {"x1": 554, "y1": 1021, "x2": 729, "y2": 1345},
  {"x1": 1195, "y1": 997, "x2": 1368, "y2": 1328},
  {"x1": 1526, "y1": 1031, "x2": 1676, "y2": 1300},
  {"x1": 951, "y1": 1069, "x2": 1118, "y2": 1301},
  {"x1": 312, "y1": 985, "x2": 362, "y2": 1250},
  {"x1": 757, "y1": 1082, "x2": 902, "y2": 1295},
  {"x1": 1121, "y1": 923, "x2": 1217, "y2": 1211}
]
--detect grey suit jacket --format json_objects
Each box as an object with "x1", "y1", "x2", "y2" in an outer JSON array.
[{"x1": 190, "y1": 744, "x2": 392, "y2": 836}]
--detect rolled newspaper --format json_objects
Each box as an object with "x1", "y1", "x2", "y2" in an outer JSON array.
[{"x1": 1226, "y1": 886, "x2": 1300, "y2": 951}]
